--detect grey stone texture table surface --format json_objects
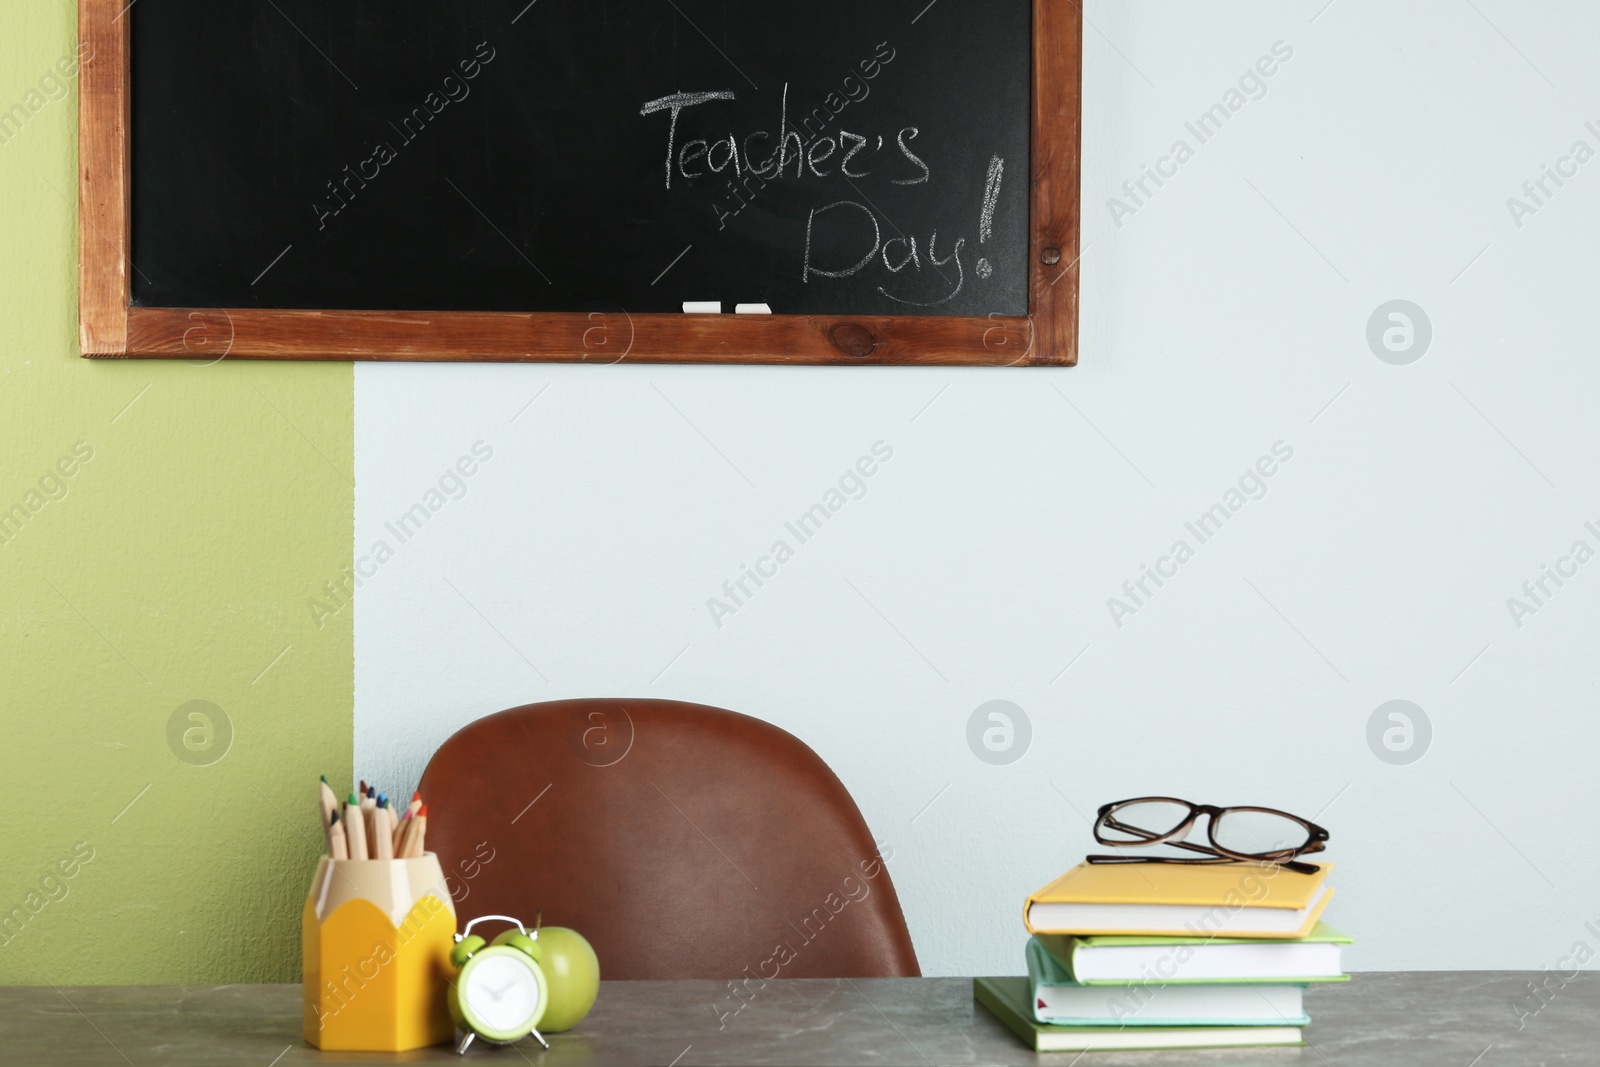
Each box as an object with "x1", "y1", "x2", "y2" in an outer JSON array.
[{"x1": 0, "y1": 973, "x2": 1590, "y2": 1065}]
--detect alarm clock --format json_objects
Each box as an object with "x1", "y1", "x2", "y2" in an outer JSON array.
[{"x1": 447, "y1": 914, "x2": 550, "y2": 1055}]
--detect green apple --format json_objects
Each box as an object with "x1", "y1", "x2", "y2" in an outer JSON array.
[{"x1": 534, "y1": 927, "x2": 600, "y2": 1032}]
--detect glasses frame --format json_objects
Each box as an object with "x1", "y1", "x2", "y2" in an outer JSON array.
[{"x1": 1088, "y1": 796, "x2": 1329, "y2": 876}]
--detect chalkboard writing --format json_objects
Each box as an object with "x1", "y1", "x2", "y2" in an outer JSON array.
[{"x1": 131, "y1": 1, "x2": 1031, "y2": 317}]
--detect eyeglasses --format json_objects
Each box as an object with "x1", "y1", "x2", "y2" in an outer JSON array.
[{"x1": 1088, "y1": 796, "x2": 1329, "y2": 875}]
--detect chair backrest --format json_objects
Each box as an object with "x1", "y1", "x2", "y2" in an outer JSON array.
[{"x1": 417, "y1": 698, "x2": 921, "y2": 980}]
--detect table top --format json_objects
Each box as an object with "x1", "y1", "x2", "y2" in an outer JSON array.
[{"x1": 0, "y1": 972, "x2": 1590, "y2": 1065}]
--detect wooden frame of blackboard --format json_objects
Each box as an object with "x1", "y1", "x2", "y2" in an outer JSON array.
[{"x1": 79, "y1": 0, "x2": 1079, "y2": 366}]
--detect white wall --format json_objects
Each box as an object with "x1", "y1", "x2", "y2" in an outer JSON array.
[{"x1": 357, "y1": 0, "x2": 1600, "y2": 974}]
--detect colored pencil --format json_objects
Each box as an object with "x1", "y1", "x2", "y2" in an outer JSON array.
[
  {"x1": 396, "y1": 813, "x2": 417, "y2": 859},
  {"x1": 318, "y1": 775, "x2": 339, "y2": 834},
  {"x1": 404, "y1": 805, "x2": 428, "y2": 858},
  {"x1": 376, "y1": 795, "x2": 396, "y2": 847},
  {"x1": 343, "y1": 794, "x2": 368, "y2": 860},
  {"x1": 373, "y1": 809, "x2": 394, "y2": 859},
  {"x1": 321, "y1": 778, "x2": 429, "y2": 861},
  {"x1": 328, "y1": 810, "x2": 349, "y2": 861}
]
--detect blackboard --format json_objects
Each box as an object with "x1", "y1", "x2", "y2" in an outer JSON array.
[
  {"x1": 82, "y1": 0, "x2": 1080, "y2": 364},
  {"x1": 133, "y1": 0, "x2": 1029, "y2": 318}
]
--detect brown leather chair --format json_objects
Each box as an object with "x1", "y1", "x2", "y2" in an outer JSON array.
[{"x1": 417, "y1": 698, "x2": 921, "y2": 980}]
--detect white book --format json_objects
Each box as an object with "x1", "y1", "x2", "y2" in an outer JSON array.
[
  {"x1": 1028, "y1": 937, "x2": 1311, "y2": 1025},
  {"x1": 976, "y1": 977, "x2": 1305, "y2": 1052},
  {"x1": 1034, "y1": 1025, "x2": 1305, "y2": 1052},
  {"x1": 1071, "y1": 935, "x2": 1348, "y2": 983},
  {"x1": 1035, "y1": 979, "x2": 1307, "y2": 1026}
]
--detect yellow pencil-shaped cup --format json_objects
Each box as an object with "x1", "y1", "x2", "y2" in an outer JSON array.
[{"x1": 301, "y1": 854, "x2": 456, "y2": 1051}]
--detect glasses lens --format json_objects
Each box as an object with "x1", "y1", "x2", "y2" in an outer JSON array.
[
  {"x1": 1101, "y1": 800, "x2": 1191, "y2": 842},
  {"x1": 1211, "y1": 809, "x2": 1311, "y2": 856}
]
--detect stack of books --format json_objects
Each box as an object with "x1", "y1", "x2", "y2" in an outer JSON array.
[{"x1": 975, "y1": 861, "x2": 1351, "y2": 1052}]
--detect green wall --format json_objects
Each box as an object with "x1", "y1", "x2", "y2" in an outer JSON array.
[{"x1": 1, "y1": 3, "x2": 353, "y2": 983}]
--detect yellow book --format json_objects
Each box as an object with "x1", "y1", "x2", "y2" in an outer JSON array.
[{"x1": 1024, "y1": 862, "x2": 1333, "y2": 938}]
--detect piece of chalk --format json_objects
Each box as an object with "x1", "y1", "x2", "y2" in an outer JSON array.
[
  {"x1": 682, "y1": 301, "x2": 721, "y2": 314},
  {"x1": 734, "y1": 303, "x2": 772, "y2": 314}
]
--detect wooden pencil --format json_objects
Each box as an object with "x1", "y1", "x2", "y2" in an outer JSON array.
[
  {"x1": 343, "y1": 795, "x2": 368, "y2": 860},
  {"x1": 363, "y1": 789, "x2": 380, "y2": 854},
  {"x1": 328, "y1": 810, "x2": 349, "y2": 861},
  {"x1": 373, "y1": 809, "x2": 394, "y2": 859},
  {"x1": 406, "y1": 791, "x2": 422, "y2": 820},
  {"x1": 318, "y1": 776, "x2": 338, "y2": 834},
  {"x1": 376, "y1": 795, "x2": 396, "y2": 852},
  {"x1": 396, "y1": 813, "x2": 417, "y2": 859},
  {"x1": 392, "y1": 808, "x2": 411, "y2": 853},
  {"x1": 405, "y1": 806, "x2": 428, "y2": 858}
]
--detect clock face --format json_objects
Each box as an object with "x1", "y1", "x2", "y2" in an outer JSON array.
[{"x1": 462, "y1": 950, "x2": 545, "y2": 1039}]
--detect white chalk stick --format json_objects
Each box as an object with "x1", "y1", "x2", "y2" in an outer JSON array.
[
  {"x1": 682, "y1": 301, "x2": 722, "y2": 314},
  {"x1": 734, "y1": 303, "x2": 772, "y2": 314}
]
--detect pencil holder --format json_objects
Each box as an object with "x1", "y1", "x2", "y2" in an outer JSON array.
[{"x1": 301, "y1": 854, "x2": 457, "y2": 1051}]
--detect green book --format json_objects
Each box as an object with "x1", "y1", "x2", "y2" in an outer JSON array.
[
  {"x1": 974, "y1": 977, "x2": 1305, "y2": 1052},
  {"x1": 1035, "y1": 921, "x2": 1353, "y2": 986}
]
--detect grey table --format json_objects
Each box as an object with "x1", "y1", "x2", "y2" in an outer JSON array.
[{"x1": 0, "y1": 974, "x2": 1589, "y2": 1066}]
